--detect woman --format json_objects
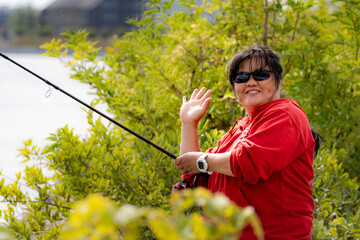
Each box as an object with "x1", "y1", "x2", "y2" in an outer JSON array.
[{"x1": 174, "y1": 45, "x2": 316, "y2": 239}]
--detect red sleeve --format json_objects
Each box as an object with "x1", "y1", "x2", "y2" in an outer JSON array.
[{"x1": 230, "y1": 110, "x2": 306, "y2": 184}]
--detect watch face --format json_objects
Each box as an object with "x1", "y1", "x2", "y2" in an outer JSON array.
[{"x1": 198, "y1": 161, "x2": 205, "y2": 170}]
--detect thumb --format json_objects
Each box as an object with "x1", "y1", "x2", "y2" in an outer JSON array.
[{"x1": 182, "y1": 96, "x2": 187, "y2": 104}]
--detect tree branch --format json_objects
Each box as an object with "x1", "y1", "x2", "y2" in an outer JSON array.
[
  {"x1": 291, "y1": 11, "x2": 300, "y2": 42},
  {"x1": 284, "y1": 11, "x2": 301, "y2": 76},
  {"x1": 262, "y1": 0, "x2": 269, "y2": 46},
  {"x1": 351, "y1": 18, "x2": 359, "y2": 61},
  {"x1": 137, "y1": 179, "x2": 149, "y2": 195}
]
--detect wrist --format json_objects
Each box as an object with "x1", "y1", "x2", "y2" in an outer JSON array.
[
  {"x1": 181, "y1": 122, "x2": 198, "y2": 129},
  {"x1": 205, "y1": 153, "x2": 213, "y2": 172}
]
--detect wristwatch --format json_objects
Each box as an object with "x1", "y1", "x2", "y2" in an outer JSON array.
[{"x1": 196, "y1": 153, "x2": 212, "y2": 175}]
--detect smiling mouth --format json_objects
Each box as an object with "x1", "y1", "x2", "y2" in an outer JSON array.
[{"x1": 246, "y1": 90, "x2": 261, "y2": 94}]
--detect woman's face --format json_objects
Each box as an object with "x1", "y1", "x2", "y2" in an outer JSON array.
[{"x1": 234, "y1": 58, "x2": 281, "y2": 115}]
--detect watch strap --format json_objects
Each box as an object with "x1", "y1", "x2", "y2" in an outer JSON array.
[{"x1": 199, "y1": 153, "x2": 212, "y2": 175}]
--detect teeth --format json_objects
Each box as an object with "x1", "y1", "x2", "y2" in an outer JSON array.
[{"x1": 247, "y1": 90, "x2": 259, "y2": 94}]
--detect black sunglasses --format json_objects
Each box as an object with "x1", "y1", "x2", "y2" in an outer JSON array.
[{"x1": 234, "y1": 70, "x2": 275, "y2": 83}]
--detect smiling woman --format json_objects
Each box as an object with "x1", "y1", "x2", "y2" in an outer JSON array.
[{"x1": 174, "y1": 44, "x2": 321, "y2": 239}]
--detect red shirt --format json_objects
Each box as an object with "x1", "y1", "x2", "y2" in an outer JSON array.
[{"x1": 183, "y1": 99, "x2": 315, "y2": 239}]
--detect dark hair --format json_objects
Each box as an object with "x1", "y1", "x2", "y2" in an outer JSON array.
[
  {"x1": 311, "y1": 128, "x2": 323, "y2": 159},
  {"x1": 227, "y1": 44, "x2": 283, "y2": 89}
]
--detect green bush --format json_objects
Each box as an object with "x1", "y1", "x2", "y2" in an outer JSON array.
[{"x1": 313, "y1": 150, "x2": 360, "y2": 239}]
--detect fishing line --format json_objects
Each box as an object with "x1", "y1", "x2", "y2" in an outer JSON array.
[
  {"x1": 0, "y1": 52, "x2": 177, "y2": 160},
  {"x1": 45, "y1": 85, "x2": 52, "y2": 98}
]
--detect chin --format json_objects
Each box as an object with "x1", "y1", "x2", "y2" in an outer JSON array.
[{"x1": 243, "y1": 101, "x2": 262, "y2": 110}]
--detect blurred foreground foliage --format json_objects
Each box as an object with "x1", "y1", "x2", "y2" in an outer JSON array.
[
  {"x1": 61, "y1": 188, "x2": 263, "y2": 240},
  {"x1": 0, "y1": 0, "x2": 359, "y2": 239}
]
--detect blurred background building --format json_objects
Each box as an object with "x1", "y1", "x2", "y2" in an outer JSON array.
[
  {"x1": 0, "y1": 0, "x2": 203, "y2": 49},
  {"x1": 0, "y1": 0, "x2": 149, "y2": 48},
  {"x1": 40, "y1": 0, "x2": 148, "y2": 35},
  {"x1": 0, "y1": 7, "x2": 8, "y2": 25},
  {"x1": 0, "y1": 7, "x2": 10, "y2": 40}
]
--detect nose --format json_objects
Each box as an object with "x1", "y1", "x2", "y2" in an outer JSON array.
[{"x1": 246, "y1": 75, "x2": 257, "y2": 86}]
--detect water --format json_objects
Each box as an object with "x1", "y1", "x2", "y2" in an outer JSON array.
[{"x1": 0, "y1": 52, "x2": 106, "y2": 219}]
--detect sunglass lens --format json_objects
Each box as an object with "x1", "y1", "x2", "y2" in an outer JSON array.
[
  {"x1": 235, "y1": 72, "x2": 250, "y2": 83},
  {"x1": 253, "y1": 70, "x2": 271, "y2": 80}
]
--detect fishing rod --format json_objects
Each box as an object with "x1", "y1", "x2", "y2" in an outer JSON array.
[{"x1": 0, "y1": 52, "x2": 177, "y2": 160}]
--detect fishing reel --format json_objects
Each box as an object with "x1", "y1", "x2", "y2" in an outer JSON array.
[{"x1": 171, "y1": 173, "x2": 210, "y2": 193}]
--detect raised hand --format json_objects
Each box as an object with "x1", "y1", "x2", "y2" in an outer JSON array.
[{"x1": 180, "y1": 87, "x2": 212, "y2": 125}]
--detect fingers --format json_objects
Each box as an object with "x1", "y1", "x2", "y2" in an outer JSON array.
[
  {"x1": 189, "y1": 87, "x2": 212, "y2": 101},
  {"x1": 200, "y1": 89, "x2": 212, "y2": 101},
  {"x1": 190, "y1": 88, "x2": 198, "y2": 100},
  {"x1": 202, "y1": 98, "x2": 212, "y2": 110},
  {"x1": 174, "y1": 157, "x2": 185, "y2": 171},
  {"x1": 195, "y1": 87, "x2": 206, "y2": 100},
  {"x1": 174, "y1": 157, "x2": 188, "y2": 172},
  {"x1": 174, "y1": 157, "x2": 181, "y2": 166}
]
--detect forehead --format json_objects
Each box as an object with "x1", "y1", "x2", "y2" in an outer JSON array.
[{"x1": 239, "y1": 57, "x2": 268, "y2": 71}]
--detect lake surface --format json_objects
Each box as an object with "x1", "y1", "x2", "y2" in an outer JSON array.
[{"x1": 0, "y1": 52, "x2": 107, "y2": 218}]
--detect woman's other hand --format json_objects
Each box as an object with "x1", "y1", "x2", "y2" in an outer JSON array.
[
  {"x1": 180, "y1": 87, "x2": 212, "y2": 125},
  {"x1": 174, "y1": 152, "x2": 203, "y2": 175}
]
